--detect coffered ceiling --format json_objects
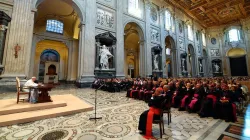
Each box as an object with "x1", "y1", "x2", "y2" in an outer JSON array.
[{"x1": 165, "y1": 0, "x2": 250, "y2": 27}]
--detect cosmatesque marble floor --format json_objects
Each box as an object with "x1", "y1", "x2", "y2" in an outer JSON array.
[{"x1": 0, "y1": 86, "x2": 249, "y2": 140}]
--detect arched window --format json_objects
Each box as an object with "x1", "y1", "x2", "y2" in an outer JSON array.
[
  {"x1": 128, "y1": 0, "x2": 141, "y2": 17},
  {"x1": 165, "y1": 10, "x2": 171, "y2": 30},
  {"x1": 228, "y1": 29, "x2": 240, "y2": 42},
  {"x1": 46, "y1": 19, "x2": 64, "y2": 34},
  {"x1": 188, "y1": 25, "x2": 193, "y2": 41},
  {"x1": 202, "y1": 33, "x2": 206, "y2": 46}
]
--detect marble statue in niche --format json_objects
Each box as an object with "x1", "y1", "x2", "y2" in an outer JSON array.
[
  {"x1": 153, "y1": 54, "x2": 159, "y2": 70},
  {"x1": 99, "y1": 45, "x2": 113, "y2": 69},
  {"x1": 181, "y1": 58, "x2": 186, "y2": 72},
  {"x1": 96, "y1": 9, "x2": 114, "y2": 29},
  {"x1": 199, "y1": 60, "x2": 203, "y2": 72},
  {"x1": 151, "y1": 29, "x2": 160, "y2": 43},
  {"x1": 212, "y1": 62, "x2": 221, "y2": 73}
]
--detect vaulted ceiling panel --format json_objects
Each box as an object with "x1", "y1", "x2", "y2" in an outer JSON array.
[{"x1": 164, "y1": 0, "x2": 250, "y2": 27}]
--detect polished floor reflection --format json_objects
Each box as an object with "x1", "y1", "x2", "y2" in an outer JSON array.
[{"x1": 0, "y1": 87, "x2": 249, "y2": 140}]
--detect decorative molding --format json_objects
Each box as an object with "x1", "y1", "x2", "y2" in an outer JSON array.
[
  {"x1": 151, "y1": 28, "x2": 160, "y2": 43},
  {"x1": 96, "y1": 8, "x2": 115, "y2": 30},
  {"x1": 210, "y1": 49, "x2": 220, "y2": 57}
]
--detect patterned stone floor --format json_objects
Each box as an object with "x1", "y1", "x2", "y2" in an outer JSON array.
[{"x1": 0, "y1": 87, "x2": 249, "y2": 140}]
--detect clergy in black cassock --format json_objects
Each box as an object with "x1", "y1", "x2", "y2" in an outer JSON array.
[{"x1": 138, "y1": 87, "x2": 164, "y2": 139}]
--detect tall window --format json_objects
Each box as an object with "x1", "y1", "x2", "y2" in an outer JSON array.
[
  {"x1": 202, "y1": 33, "x2": 206, "y2": 46},
  {"x1": 188, "y1": 25, "x2": 193, "y2": 41},
  {"x1": 165, "y1": 11, "x2": 171, "y2": 30},
  {"x1": 128, "y1": 0, "x2": 141, "y2": 17},
  {"x1": 46, "y1": 19, "x2": 63, "y2": 34},
  {"x1": 229, "y1": 29, "x2": 240, "y2": 42}
]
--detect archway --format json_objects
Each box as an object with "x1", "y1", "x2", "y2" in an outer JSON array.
[
  {"x1": 187, "y1": 44, "x2": 196, "y2": 77},
  {"x1": 165, "y1": 36, "x2": 176, "y2": 77},
  {"x1": 227, "y1": 48, "x2": 248, "y2": 76},
  {"x1": 124, "y1": 22, "x2": 144, "y2": 78},
  {"x1": 31, "y1": 0, "x2": 81, "y2": 82},
  {"x1": 34, "y1": 40, "x2": 68, "y2": 81},
  {"x1": 39, "y1": 49, "x2": 60, "y2": 80}
]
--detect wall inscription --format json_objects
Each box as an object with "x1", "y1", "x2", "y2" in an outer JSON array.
[{"x1": 96, "y1": 8, "x2": 115, "y2": 29}]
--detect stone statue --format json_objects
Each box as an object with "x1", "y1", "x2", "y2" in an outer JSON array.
[
  {"x1": 153, "y1": 54, "x2": 159, "y2": 70},
  {"x1": 214, "y1": 63, "x2": 220, "y2": 72},
  {"x1": 99, "y1": 45, "x2": 113, "y2": 69},
  {"x1": 199, "y1": 62, "x2": 203, "y2": 72},
  {"x1": 181, "y1": 58, "x2": 186, "y2": 72}
]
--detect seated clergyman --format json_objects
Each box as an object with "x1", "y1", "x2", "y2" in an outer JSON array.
[
  {"x1": 138, "y1": 87, "x2": 164, "y2": 139},
  {"x1": 23, "y1": 77, "x2": 39, "y2": 103}
]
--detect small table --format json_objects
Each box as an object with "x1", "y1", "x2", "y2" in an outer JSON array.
[
  {"x1": 37, "y1": 84, "x2": 55, "y2": 103},
  {"x1": 28, "y1": 84, "x2": 55, "y2": 103}
]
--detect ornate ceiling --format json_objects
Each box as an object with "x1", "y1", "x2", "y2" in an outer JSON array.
[{"x1": 165, "y1": 0, "x2": 250, "y2": 27}]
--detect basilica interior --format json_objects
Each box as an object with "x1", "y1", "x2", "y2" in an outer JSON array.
[{"x1": 0, "y1": 0, "x2": 250, "y2": 139}]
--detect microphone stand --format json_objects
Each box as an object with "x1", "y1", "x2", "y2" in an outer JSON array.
[{"x1": 89, "y1": 83, "x2": 104, "y2": 123}]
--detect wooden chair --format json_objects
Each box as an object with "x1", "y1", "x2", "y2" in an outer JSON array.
[
  {"x1": 152, "y1": 99, "x2": 167, "y2": 139},
  {"x1": 16, "y1": 77, "x2": 29, "y2": 104},
  {"x1": 163, "y1": 98, "x2": 172, "y2": 126}
]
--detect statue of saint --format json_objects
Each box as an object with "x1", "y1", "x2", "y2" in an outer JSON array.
[
  {"x1": 214, "y1": 63, "x2": 220, "y2": 72},
  {"x1": 99, "y1": 45, "x2": 113, "y2": 69},
  {"x1": 153, "y1": 54, "x2": 159, "y2": 70},
  {"x1": 181, "y1": 58, "x2": 186, "y2": 72},
  {"x1": 199, "y1": 62, "x2": 203, "y2": 72}
]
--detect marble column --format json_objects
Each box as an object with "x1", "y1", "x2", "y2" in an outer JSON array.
[
  {"x1": 145, "y1": 0, "x2": 152, "y2": 77},
  {"x1": 115, "y1": 0, "x2": 125, "y2": 78},
  {"x1": 76, "y1": 0, "x2": 96, "y2": 87},
  {"x1": 1, "y1": 0, "x2": 33, "y2": 78},
  {"x1": 0, "y1": 11, "x2": 11, "y2": 74}
]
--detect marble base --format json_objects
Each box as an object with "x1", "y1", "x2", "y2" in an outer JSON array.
[
  {"x1": 75, "y1": 75, "x2": 95, "y2": 88},
  {"x1": 94, "y1": 69, "x2": 116, "y2": 79},
  {"x1": 0, "y1": 78, "x2": 27, "y2": 93}
]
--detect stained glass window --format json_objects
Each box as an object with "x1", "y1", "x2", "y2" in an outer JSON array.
[
  {"x1": 229, "y1": 29, "x2": 240, "y2": 42},
  {"x1": 188, "y1": 25, "x2": 193, "y2": 41},
  {"x1": 128, "y1": 0, "x2": 141, "y2": 17},
  {"x1": 46, "y1": 20, "x2": 63, "y2": 34}
]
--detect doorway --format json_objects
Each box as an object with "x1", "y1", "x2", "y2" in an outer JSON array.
[{"x1": 230, "y1": 56, "x2": 248, "y2": 76}]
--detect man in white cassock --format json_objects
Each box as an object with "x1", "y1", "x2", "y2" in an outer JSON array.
[
  {"x1": 99, "y1": 45, "x2": 113, "y2": 69},
  {"x1": 23, "y1": 77, "x2": 39, "y2": 103}
]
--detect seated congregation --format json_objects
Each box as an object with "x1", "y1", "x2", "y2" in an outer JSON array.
[
  {"x1": 91, "y1": 77, "x2": 248, "y2": 138},
  {"x1": 126, "y1": 77, "x2": 247, "y2": 138}
]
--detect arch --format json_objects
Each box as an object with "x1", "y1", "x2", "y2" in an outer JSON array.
[
  {"x1": 40, "y1": 49, "x2": 60, "y2": 62},
  {"x1": 123, "y1": 21, "x2": 145, "y2": 41},
  {"x1": 226, "y1": 48, "x2": 246, "y2": 57},
  {"x1": 34, "y1": 40, "x2": 68, "y2": 81},
  {"x1": 124, "y1": 22, "x2": 145, "y2": 78},
  {"x1": 33, "y1": 0, "x2": 84, "y2": 21},
  {"x1": 187, "y1": 44, "x2": 196, "y2": 77},
  {"x1": 165, "y1": 35, "x2": 176, "y2": 77}
]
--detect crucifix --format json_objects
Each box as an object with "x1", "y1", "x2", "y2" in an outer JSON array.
[{"x1": 14, "y1": 44, "x2": 21, "y2": 58}]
